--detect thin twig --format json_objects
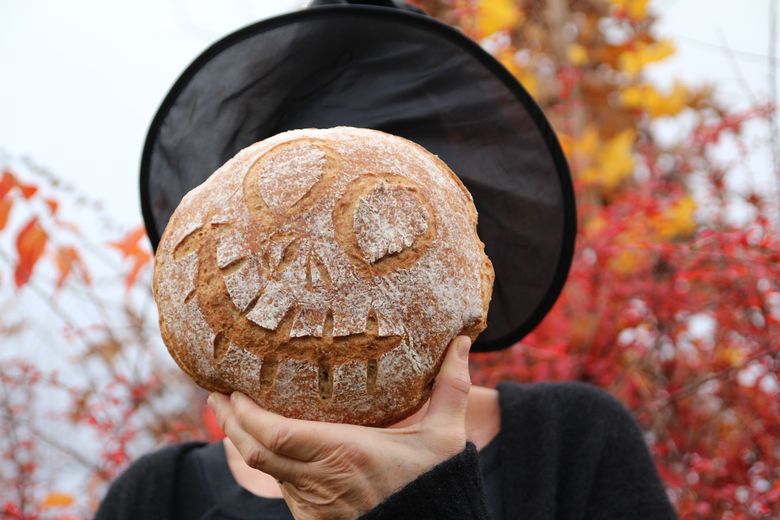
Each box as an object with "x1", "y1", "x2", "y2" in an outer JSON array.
[
  {"x1": 30, "y1": 426, "x2": 101, "y2": 473},
  {"x1": 656, "y1": 346, "x2": 780, "y2": 408},
  {"x1": 0, "y1": 375, "x2": 32, "y2": 513},
  {"x1": 716, "y1": 29, "x2": 758, "y2": 107}
]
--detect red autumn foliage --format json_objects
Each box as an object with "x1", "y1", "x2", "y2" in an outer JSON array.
[{"x1": 0, "y1": 159, "x2": 205, "y2": 518}]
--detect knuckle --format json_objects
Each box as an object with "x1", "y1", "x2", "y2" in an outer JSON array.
[
  {"x1": 294, "y1": 472, "x2": 316, "y2": 492},
  {"x1": 245, "y1": 443, "x2": 268, "y2": 470},
  {"x1": 443, "y1": 374, "x2": 471, "y2": 395},
  {"x1": 269, "y1": 423, "x2": 292, "y2": 453}
]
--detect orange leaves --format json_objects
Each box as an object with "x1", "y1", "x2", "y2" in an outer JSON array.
[
  {"x1": 0, "y1": 199, "x2": 12, "y2": 231},
  {"x1": 1, "y1": 169, "x2": 38, "y2": 200},
  {"x1": 45, "y1": 197, "x2": 59, "y2": 215},
  {"x1": 14, "y1": 217, "x2": 47, "y2": 288},
  {"x1": 19, "y1": 183, "x2": 38, "y2": 199},
  {"x1": 109, "y1": 226, "x2": 147, "y2": 258},
  {"x1": 109, "y1": 226, "x2": 152, "y2": 290},
  {"x1": 0, "y1": 170, "x2": 16, "y2": 198},
  {"x1": 1, "y1": 171, "x2": 17, "y2": 232},
  {"x1": 41, "y1": 492, "x2": 75, "y2": 509},
  {"x1": 54, "y1": 245, "x2": 91, "y2": 290},
  {"x1": 1, "y1": 168, "x2": 52, "y2": 233},
  {"x1": 1, "y1": 165, "x2": 151, "y2": 297},
  {"x1": 1, "y1": 167, "x2": 76, "y2": 290}
]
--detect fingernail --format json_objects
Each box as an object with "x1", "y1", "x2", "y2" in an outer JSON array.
[
  {"x1": 457, "y1": 336, "x2": 472, "y2": 359},
  {"x1": 206, "y1": 393, "x2": 215, "y2": 408}
]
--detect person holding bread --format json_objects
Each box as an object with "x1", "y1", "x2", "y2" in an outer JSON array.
[{"x1": 95, "y1": 1, "x2": 678, "y2": 519}]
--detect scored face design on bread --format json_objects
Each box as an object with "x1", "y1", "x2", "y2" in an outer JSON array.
[{"x1": 153, "y1": 127, "x2": 494, "y2": 426}]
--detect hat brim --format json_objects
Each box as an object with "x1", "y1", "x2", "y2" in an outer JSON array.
[{"x1": 140, "y1": 5, "x2": 576, "y2": 352}]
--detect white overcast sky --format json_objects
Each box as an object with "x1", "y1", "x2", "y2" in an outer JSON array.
[{"x1": 1, "y1": 0, "x2": 777, "y2": 230}]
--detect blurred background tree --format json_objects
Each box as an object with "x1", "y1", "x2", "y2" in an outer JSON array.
[{"x1": 1, "y1": 0, "x2": 778, "y2": 518}]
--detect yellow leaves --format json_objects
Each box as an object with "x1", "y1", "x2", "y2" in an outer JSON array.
[
  {"x1": 567, "y1": 44, "x2": 588, "y2": 66},
  {"x1": 619, "y1": 39, "x2": 675, "y2": 75},
  {"x1": 561, "y1": 125, "x2": 599, "y2": 160},
  {"x1": 584, "y1": 214, "x2": 608, "y2": 236},
  {"x1": 609, "y1": 249, "x2": 643, "y2": 275},
  {"x1": 622, "y1": 82, "x2": 689, "y2": 117},
  {"x1": 561, "y1": 126, "x2": 636, "y2": 194},
  {"x1": 611, "y1": 0, "x2": 650, "y2": 20},
  {"x1": 605, "y1": 196, "x2": 698, "y2": 276},
  {"x1": 497, "y1": 48, "x2": 540, "y2": 98},
  {"x1": 605, "y1": 217, "x2": 655, "y2": 275},
  {"x1": 579, "y1": 129, "x2": 637, "y2": 193},
  {"x1": 477, "y1": 0, "x2": 521, "y2": 37},
  {"x1": 41, "y1": 492, "x2": 75, "y2": 508},
  {"x1": 515, "y1": 67, "x2": 540, "y2": 99},
  {"x1": 652, "y1": 196, "x2": 698, "y2": 239},
  {"x1": 586, "y1": 196, "x2": 699, "y2": 277}
]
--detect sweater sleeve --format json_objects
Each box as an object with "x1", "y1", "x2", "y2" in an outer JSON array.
[{"x1": 359, "y1": 442, "x2": 490, "y2": 520}]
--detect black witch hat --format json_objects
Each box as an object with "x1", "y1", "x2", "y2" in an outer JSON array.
[{"x1": 140, "y1": 0, "x2": 576, "y2": 352}]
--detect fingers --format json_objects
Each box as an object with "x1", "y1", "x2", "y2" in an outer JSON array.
[
  {"x1": 210, "y1": 391, "x2": 344, "y2": 462},
  {"x1": 423, "y1": 335, "x2": 472, "y2": 431},
  {"x1": 208, "y1": 393, "x2": 308, "y2": 483}
]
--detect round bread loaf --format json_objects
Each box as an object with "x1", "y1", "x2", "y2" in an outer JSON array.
[{"x1": 153, "y1": 127, "x2": 494, "y2": 426}]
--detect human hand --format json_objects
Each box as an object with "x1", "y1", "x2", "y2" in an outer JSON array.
[{"x1": 207, "y1": 335, "x2": 473, "y2": 520}]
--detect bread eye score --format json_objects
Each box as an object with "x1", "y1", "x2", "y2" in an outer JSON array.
[{"x1": 152, "y1": 127, "x2": 494, "y2": 427}]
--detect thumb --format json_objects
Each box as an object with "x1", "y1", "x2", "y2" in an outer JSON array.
[{"x1": 423, "y1": 335, "x2": 472, "y2": 430}]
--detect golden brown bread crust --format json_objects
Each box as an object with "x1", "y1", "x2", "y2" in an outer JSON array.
[{"x1": 153, "y1": 127, "x2": 494, "y2": 426}]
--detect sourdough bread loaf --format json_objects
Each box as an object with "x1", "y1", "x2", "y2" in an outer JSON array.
[{"x1": 153, "y1": 127, "x2": 494, "y2": 426}]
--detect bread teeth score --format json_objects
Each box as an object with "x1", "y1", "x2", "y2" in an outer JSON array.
[{"x1": 153, "y1": 127, "x2": 494, "y2": 427}]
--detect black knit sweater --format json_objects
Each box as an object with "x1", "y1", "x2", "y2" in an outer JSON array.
[{"x1": 94, "y1": 381, "x2": 677, "y2": 519}]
